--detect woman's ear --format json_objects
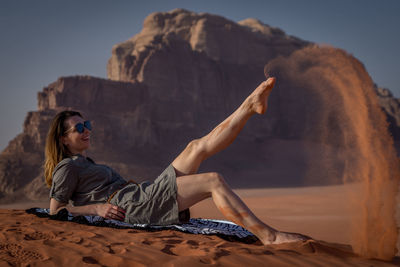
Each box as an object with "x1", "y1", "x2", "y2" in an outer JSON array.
[{"x1": 60, "y1": 136, "x2": 68, "y2": 146}]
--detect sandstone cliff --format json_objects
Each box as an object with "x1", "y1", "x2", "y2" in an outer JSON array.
[
  {"x1": 0, "y1": 9, "x2": 398, "y2": 203},
  {"x1": 375, "y1": 85, "x2": 400, "y2": 154}
]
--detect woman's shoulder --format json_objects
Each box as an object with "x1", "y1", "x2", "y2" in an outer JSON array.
[{"x1": 54, "y1": 154, "x2": 88, "y2": 172}]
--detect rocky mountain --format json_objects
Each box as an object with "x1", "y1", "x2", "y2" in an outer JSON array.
[
  {"x1": 375, "y1": 86, "x2": 400, "y2": 154},
  {"x1": 0, "y1": 9, "x2": 398, "y2": 203}
]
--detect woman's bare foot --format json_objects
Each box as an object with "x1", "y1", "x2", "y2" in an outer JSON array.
[
  {"x1": 259, "y1": 230, "x2": 311, "y2": 245},
  {"x1": 271, "y1": 231, "x2": 311, "y2": 245},
  {"x1": 245, "y1": 77, "x2": 276, "y2": 114}
]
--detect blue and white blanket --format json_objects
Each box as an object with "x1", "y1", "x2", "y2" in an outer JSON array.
[{"x1": 26, "y1": 208, "x2": 257, "y2": 243}]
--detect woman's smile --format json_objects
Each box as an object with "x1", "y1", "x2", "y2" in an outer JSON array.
[{"x1": 61, "y1": 116, "x2": 92, "y2": 155}]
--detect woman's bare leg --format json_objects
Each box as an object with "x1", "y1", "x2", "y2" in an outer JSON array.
[
  {"x1": 176, "y1": 172, "x2": 310, "y2": 245},
  {"x1": 172, "y1": 78, "x2": 276, "y2": 176},
  {"x1": 173, "y1": 77, "x2": 309, "y2": 244}
]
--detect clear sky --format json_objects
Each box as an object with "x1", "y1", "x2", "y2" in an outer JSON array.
[{"x1": 1, "y1": 0, "x2": 399, "y2": 151}]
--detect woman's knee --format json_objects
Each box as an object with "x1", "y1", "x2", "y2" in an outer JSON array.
[
  {"x1": 186, "y1": 138, "x2": 207, "y2": 157},
  {"x1": 206, "y1": 172, "x2": 227, "y2": 189}
]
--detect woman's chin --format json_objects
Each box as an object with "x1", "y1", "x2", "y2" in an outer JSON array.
[{"x1": 81, "y1": 143, "x2": 90, "y2": 151}]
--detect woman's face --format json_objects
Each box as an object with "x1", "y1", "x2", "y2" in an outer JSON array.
[{"x1": 61, "y1": 115, "x2": 91, "y2": 155}]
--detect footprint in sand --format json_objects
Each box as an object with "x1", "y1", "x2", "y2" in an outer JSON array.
[
  {"x1": 24, "y1": 231, "x2": 56, "y2": 241},
  {"x1": 72, "y1": 231, "x2": 97, "y2": 238},
  {"x1": 68, "y1": 237, "x2": 84, "y2": 244},
  {"x1": 165, "y1": 238, "x2": 230, "y2": 261},
  {"x1": 106, "y1": 242, "x2": 128, "y2": 254},
  {"x1": 82, "y1": 256, "x2": 99, "y2": 264},
  {"x1": 142, "y1": 234, "x2": 234, "y2": 263},
  {"x1": 5, "y1": 228, "x2": 19, "y2": 232},
  {"x1": 157, "y1": 233, "x2": 180, "y2": 239},
  {"x1": 184, "y1": 240, "x2": 199, "y2": 247},
  {"x1": 143, "y1": 237, "x2": 197, "y2": 257},
  {"x1": 0, "y1": 243, "x2": 44, "y2": 265},
  {"x1": 165, "y1": 239, "x2": 183, "y2": 245},
  {"x1": 178, "y1": 246, "x2": 230, "y2": 265},
  {"x1": 161, "y1": 244, "x2": 178, "y2": 256},
  {"x1": 141, "y1": 238, "x2": 153, "y2": 245}
]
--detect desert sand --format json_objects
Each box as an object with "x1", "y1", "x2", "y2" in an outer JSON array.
[{"x1": 0, "y1": 184, "x2": 398, "y2": 266}]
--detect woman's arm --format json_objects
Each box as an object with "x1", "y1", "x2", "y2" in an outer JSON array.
[
  {"x1": 49, "y1": 197, "x2": 68, "y2": 214},
  {"x1": 49, "y1": 198, "x2": 126, "y2": 221}
]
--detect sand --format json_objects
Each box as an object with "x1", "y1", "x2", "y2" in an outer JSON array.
[{"x1": 0, "y1": 184, "x2": 399, "y2": 266}]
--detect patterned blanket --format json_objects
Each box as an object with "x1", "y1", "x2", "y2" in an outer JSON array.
[{"x1": 26, "y1": 208, "x2": 257, "y2": 243}]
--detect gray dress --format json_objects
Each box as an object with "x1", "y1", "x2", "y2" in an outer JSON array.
[{"x1": 50, "y1": 154, "x2": 189, "y2": 225}]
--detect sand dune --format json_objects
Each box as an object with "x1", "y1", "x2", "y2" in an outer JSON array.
[{"x1": 0, "y1": 184, "x2": 398, "y2": 266}]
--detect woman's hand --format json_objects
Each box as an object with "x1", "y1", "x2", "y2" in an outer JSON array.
[
  {"x1": 51, "y1": 198, "x2": 126, "y2": 220},
  {"x1": 95, "y1": 203, "x2": 126, "y2": 221}
]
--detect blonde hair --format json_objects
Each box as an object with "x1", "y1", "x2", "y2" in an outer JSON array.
[{"x1": 44, "y1": 110, "x2": 82, "y2": 187}]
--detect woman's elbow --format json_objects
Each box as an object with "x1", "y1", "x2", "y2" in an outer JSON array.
[{"x1": 49, "y1": 198, "x2": 67, "y2": 215}]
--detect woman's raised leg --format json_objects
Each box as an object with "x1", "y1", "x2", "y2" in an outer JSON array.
[
  {"x1": 173, "y1": 77, "x2": 310, "y2": 244},
  {"x1": 172, "y1": 77, "x2": 276, "y2": 176},
  {"x1": 176, "y1": 172, "x2": 310, "y2": 245}
]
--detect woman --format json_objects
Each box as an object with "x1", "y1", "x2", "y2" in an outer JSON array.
[{"x1": 45, "y1": 77, "x2": 309, "y2": 245}]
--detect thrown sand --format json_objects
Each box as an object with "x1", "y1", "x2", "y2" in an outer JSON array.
[{"x1": 0, "y1": 184, "x2": 398, "y2": 266}]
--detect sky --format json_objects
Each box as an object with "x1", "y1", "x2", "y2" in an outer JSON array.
[{"x1": 1, "y1": 0, "x2": 399, "y2": 151}]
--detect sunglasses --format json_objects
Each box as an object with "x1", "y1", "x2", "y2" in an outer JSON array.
[{"x1": 65, "y1": 120, "x2": 92, "y2": 134}]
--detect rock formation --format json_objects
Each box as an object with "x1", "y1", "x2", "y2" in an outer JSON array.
[
  {"x1": 375, "y1": 86, "x2": 400, "y2": 154},
  {"x1": 0, "y1": 8, "x2": 398, "y2": 203}
]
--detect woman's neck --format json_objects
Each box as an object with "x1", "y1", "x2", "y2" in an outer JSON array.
[{"x1": 67, "y1": 150, "x2": 86, "y2": 157}]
